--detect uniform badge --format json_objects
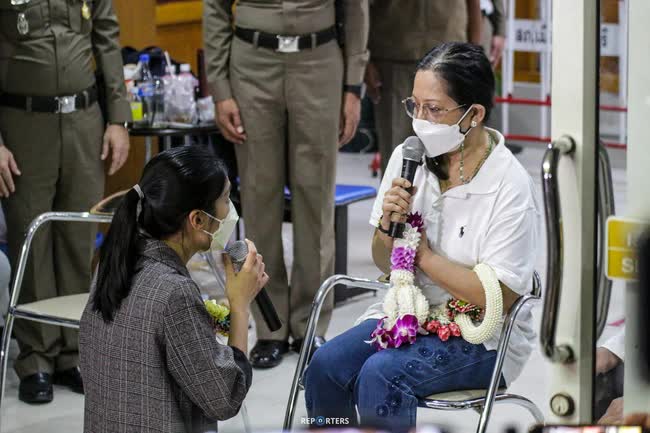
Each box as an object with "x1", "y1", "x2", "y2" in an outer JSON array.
[
  {"x1": 82, "y1": 0, "x2": 91, "y2": 20},
  {"x1": 17, "y1": 12, "x2": 29, "y2": 35}
]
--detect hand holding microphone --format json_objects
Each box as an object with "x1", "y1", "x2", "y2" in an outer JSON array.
[
  {"x1": 380, "y1": 178, "x2": 414, "y2": 234},
  {"x1": 383, "y1": 137, "x2": 425, "y2": 238},
  {"x1": 224, "y1": 240, "x2": 283, "y2": 332},
  {"x1": 222, "y1": 239, "x2": 267, "y2": 314}
]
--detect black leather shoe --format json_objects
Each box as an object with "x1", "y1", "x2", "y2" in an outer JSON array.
[
  {"x1": 53, "y1": 367, "x2": 84, "y2": 394},
  {"x1": 250, "y1": 340, "x2": 290, "y2": 369},
  {"x1": 291, "y1": 336, "x2": 327, "y2": 359},
  {"x1": 19, "y1": 373, "x2": 53, "y2": 404}
]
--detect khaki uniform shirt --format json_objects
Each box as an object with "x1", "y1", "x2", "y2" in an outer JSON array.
[
  {"x1": 369, "y1": 0, "x2": 468, "y2": 63},
  {"x1": 0, "y1": 0, "x2": 130, "y2": 123},
  {"x1": 204, "y1": 0, "x2": 370, "y2": 101}
]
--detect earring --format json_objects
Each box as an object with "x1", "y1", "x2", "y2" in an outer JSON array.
[{"x1": 471, "y1": 120, "x2": 477, "y2": 128}]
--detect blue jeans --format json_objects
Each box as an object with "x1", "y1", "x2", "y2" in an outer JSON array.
[{"x1": 304, "y1": 320, "x2": 505, "y2": 433}]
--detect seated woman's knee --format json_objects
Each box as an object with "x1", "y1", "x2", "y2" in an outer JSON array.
[
  {"x1": 306, "y1": 340, "x2": 340, "y2": 381},
  {"x1": 358, "y1": 350, "x2": 402, "y2": 383}
]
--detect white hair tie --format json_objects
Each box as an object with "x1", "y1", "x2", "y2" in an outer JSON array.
[{"x1": 132, "y1": 184, "x2": 144, "y2": 223}]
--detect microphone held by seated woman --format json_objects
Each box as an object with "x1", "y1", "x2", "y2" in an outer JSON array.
[{"x1": 79, "y1": 146, "x2": 268, "y2": 433}]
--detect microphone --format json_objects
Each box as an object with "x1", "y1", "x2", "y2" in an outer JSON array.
[
  {"x1": 225, "y1": 241, "x2": 283, "y2": 332},
  {"x1": 388, "y1": 136, "x2": 425, "y2": 238}
]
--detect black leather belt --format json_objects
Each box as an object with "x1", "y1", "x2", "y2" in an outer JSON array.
[
  {"x1": 0, "y1": 86, "x2": 98, "y2": 114},
  {"x1": 234, "y1": 26, "x2": 337, "y2": 53}
]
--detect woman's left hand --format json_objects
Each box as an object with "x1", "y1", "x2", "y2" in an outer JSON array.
[{"x1": 415, "y1": 231, "x2": 433, "y2": 267}]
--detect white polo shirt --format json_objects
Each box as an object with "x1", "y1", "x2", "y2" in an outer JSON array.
[{"x1": 357, "y1": 128, "x2": 541, "y2": 385}]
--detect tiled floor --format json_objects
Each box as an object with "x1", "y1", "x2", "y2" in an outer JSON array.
[{"x1": 0, "y1": 144, "x2": 628, "y2": 433}]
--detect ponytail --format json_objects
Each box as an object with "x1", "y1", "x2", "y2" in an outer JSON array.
[{"x1": 92, "y1": 188, "x2": 142, "y2": 322}]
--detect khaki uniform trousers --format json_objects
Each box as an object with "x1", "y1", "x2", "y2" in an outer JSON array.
[
  {"x1": 230, "y1": 37, "x2": 344, "y2": 341},
  {"x1": 0, "y1": 103, "x2": 104, "y2": 378},
  {"x1": 481, "y1": 15, "x2": 495, "y2": 58},
  {"x1": 373, "y1": 60, "x2": 417, "y2": 175}
]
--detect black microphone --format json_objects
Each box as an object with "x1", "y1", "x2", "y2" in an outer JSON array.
[
  {"x1": 388, "y1": 136, "x2": 425, "y2": 238},
  {"x1": 225, "y1": 241, "x2": 283, "y2": 332}
]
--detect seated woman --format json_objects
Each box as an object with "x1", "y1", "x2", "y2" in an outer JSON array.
[
  {"x1": 80, "y1": 147, "x2": 268, "y2": 433},
  {"x1": 304, "y1": 42, "x2": 541, "y2": 433}
]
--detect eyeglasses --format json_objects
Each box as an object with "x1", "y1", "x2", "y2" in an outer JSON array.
[{"x1": 402, "y1": 97, "x2": 466, "y2": 123}]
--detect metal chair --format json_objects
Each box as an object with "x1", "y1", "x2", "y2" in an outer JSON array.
[
  {"x1": 0, "y1": 211, "x2": 112, "y2": 427},
  {"x1": 283, "y1": 273, "x2": 544, "y2": 433}
]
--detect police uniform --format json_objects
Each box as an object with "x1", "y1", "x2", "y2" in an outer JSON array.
[
  {"x1": 368, "y1": 0, "x2": 469, "y2": 174},
  {"x1": 204, "y1": 1, "x2": 369, "y2": 347},
  {"x1": 0, "y1": 0, "x2": 129, "y2": 381},
  {"x1": 480, "y1": 0, "x2": 506, "y2": 56}
]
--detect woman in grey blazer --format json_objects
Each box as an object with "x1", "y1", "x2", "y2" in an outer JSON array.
[{"x1": 80, "y1": 146, "x2": 268, "y2": 433}]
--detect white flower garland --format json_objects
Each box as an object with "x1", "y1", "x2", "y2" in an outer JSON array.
[
  {"x1": 382, "y1": 224, "x2": 429, "y2": 328},
  {"x1": 454, "y1": 263, "x2": 503, "y2": 344},
  {"x1": 373, "y1": 217, "x2": 503, "y2": 348}
]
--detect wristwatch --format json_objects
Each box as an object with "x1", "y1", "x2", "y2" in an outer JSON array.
[
  {"x1": 377, "y1": 215, "x2": 391, "y2": 235},
  {"x1": 109, "y1": 122, "x2": 129, "y2": 129},
  {"x1": 343, "y1": 84, "x2": 362, "y2": 97}
]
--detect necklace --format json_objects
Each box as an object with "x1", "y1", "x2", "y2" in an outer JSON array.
[
  {"x1": 441, "y1": 132, "x2": 494, "y2": 193},
  {"x1": 460, "y1": 131, "x2": 494, "y2": 185}
]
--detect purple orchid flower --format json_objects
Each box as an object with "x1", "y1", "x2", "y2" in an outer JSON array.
[
  {"x1": 406, "y1": 212, "x2": 425, "y2": 233},
  {"x1": 390, "y1": 314, "x2": 419, "y2": 348},
  {"x1": 390, "y1": 247, "x2": 416, "y2": 273},
  {"x1": 366, "y1": 317, "x2": 394, "y2": 351}
]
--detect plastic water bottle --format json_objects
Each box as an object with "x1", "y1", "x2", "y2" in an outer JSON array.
[
  {"x1": 137, "y1": 54, "x2": 155, "y2": 126},
  {"x1": 153, "y1": 76, "x2": 165, "y2": 126},
  {"x1": 163, "y1": 65, "x2": 175, "y2": 121},
  {"x1": 177, "y1": 64, "x2": 198, "y2": 123},
  {"x1": 178, "y1": 64, "x2": 197, "y2": 95},
  {"x1": 129, "y1": 87, "x2": 143, "y2": 122}
]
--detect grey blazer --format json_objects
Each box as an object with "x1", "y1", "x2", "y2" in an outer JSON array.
[{"x1": 80, "y1": 239, "x2": 252, "y2": 433}]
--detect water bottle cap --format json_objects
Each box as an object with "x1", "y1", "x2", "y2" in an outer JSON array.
[
  {"x1": 139, "y1": 53, "x2": 150, "y2": 62},
  {"x1": 180, "y1": 64, "x2": 191, "y2": 73}
]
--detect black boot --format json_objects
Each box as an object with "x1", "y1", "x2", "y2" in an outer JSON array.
[
  {"x1": 291, "y1": 336, "x2": 327, "y2": 362},
  {"x1": 53, "y1": 367, "x2": 84, "y2": 394},
  {"x1": 250, "y1": 340, "x2": 290, "y2": 369},
  {"x1": 19, "y1": 373, "x2": 53, "y2": 404}
]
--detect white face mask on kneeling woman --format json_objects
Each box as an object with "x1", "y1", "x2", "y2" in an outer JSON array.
[
  {"x1": 411, "y1": 107, "x2": 475, "y2": 158},
  {"x1": 201, "y1": 200, "x2": 239, "y2": 252}
]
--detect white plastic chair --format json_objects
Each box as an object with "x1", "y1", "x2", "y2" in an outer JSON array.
[{"x1": 283, "y1": 273, "x2": 544, "y2": 433}]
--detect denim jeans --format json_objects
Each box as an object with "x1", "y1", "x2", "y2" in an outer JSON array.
[{"x1": 304, "y1": 320, "x2": 505, "y2": 433}]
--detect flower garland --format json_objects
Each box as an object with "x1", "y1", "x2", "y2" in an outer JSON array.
[
  {"x1": 422, "y1": 299, "x2": 483, "y2": 342},
  {"x1": 366, "y1": 213, "x2": 429, "y2": 350},
  {"x1": 367, "y1": 212, "x2": 503, "y2": 350},
  {"x1": 453, "y1": 263, "x2": 503, "y2": 344},
  {"x1": 204, "y1": 299, "x2": 231, "y2": 336}
]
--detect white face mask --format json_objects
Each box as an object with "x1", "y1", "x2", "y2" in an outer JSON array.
[
  {"x1": 201, "y1": 200, "x2": 239, "y2": 252},
  {"x1": 412, "y1": 108, "x2": 474, "y2": 158}
]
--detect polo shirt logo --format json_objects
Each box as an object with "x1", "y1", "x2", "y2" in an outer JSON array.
[{"x1": 459, "y1": 226, "x2": 465, "y2": 238}]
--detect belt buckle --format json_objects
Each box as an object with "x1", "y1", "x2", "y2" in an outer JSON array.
[
  {"x1": 276, "y1": 35, "x2": 300, "y2": 53},
  {"x1": 55, "y1": 95, "x2": 76, "y2": 114}
]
